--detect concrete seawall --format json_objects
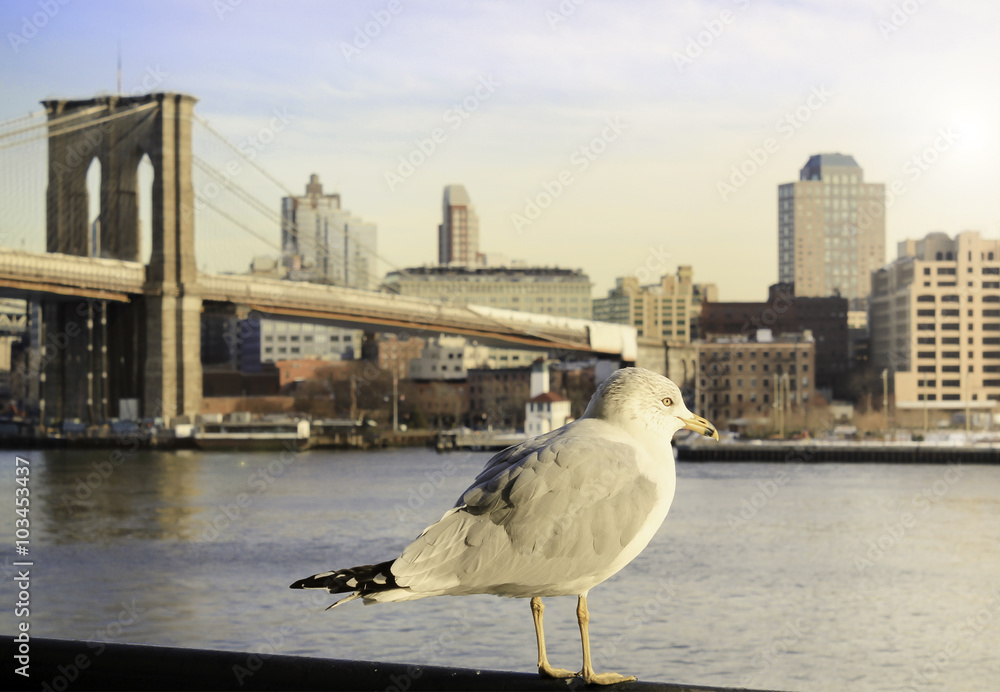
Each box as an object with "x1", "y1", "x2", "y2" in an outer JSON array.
[
  {"x1": 2, "y1": 636, "x2": 779, "y2": 691},
  {"x1": 676, "y1": 442, "x2": 999, "y2": 463}
]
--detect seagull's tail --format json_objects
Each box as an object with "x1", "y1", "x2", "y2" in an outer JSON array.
[{"x1": 289, "y1": 560, "x2": 399, "y2": 609}]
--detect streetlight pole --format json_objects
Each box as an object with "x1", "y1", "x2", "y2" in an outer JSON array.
[
  {"x1": 921, "y1": 374, "x2": 928, "y2": 433},
  {"x1": 965, "y1": 370, "x2": 971, "y2": 442},
  {"x1": 773, "y1": 375, "x2": 780, "y2": 437},
  {"x1": 781, "y1": 371, "x2": 789, "y2": 437},
  {"x1": 392, "y1": 343, "x2": 399, "y2": 432},
  {"x1": 881, "y1": 368, "x2": 889, "y2": 440}
]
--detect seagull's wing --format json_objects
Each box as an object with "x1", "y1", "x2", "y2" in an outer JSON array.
[{"x1": 389, "y1": 419, "x2": 660, "y2": 598}]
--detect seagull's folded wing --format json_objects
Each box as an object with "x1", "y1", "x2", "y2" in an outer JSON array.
[{"x1": 390, "y1": 420, "x2": 659, "y2": 597}]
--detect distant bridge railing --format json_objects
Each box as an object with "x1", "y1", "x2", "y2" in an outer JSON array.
[
  {"x1": 0, "y1": 249, "x2": 145, "y2": 301},
  {"x1": 0, "y1": 250, "x2": 636, "y2": 357},
  {"x1": 199, "y1": 273, "x2": 633, "y2": 356}
]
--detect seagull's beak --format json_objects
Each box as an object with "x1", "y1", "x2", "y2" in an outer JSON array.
[{"x1": 679, "y1": 413, "x2": 719, "y2": 441}]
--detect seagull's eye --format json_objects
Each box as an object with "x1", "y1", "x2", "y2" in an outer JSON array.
[{"x1": 661, "y1": 397, "x2": 673, "y2": 407}]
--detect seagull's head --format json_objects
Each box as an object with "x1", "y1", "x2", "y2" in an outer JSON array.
[{"x1": 584, "y1": 367, "x2": 719, "y2": 441}]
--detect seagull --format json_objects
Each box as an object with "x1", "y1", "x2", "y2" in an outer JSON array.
[{"x1": 290, "y1": 367, "x2": 718, "y2": 685}]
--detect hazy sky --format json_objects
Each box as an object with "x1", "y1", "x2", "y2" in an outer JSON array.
[{"x1": 2, "y1": 0, "x2": 998, "y2": 300}]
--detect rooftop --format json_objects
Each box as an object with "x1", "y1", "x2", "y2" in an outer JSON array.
[
  {"x1": 385, "y1": 265, "x2": 589, "y2": 281},
  {"x1": 528, "y1": 391, "x2": 569, "y2": 403}
]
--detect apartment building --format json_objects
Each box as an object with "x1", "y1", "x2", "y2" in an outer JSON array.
[
  {"x1": 670, "y1": 330, "x2": 816, "y2": 430},
  {"x1": 870, "y1": 230, "x2": 1000, "y2": 414}
]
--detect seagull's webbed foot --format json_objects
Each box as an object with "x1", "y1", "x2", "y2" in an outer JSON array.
[
  {"x1": 580, "y1": 669, "x2": 638, "y2": 686},
  {"x1": 537, "y1": 662, "x2": 578, "y2": 679}
]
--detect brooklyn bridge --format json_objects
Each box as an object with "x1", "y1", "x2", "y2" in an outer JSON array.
[{"x1": 0, "y1": 92, "x2": 635, "y2": 423}]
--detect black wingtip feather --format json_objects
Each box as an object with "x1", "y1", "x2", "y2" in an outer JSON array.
[{"x1": 289, "y1": 560, "x2": 399, "y2": 595}]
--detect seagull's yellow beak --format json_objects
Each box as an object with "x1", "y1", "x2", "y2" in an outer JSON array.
[{"x1": 680, "y1": 414, "x2": 719, "y2": 440}]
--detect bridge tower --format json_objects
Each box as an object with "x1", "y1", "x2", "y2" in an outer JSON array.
[{"x1": 42, "y1": 93, "x2": 202, "y2": 422}]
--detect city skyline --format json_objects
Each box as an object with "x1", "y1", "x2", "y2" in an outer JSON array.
[{"x1": 1, "y1": 0, "x2": 998, "y2": 301}]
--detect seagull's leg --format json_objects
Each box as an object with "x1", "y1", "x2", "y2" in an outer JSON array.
[
  {"x1": 531, "y1": 597, "x2": 576, "y2": 679},
  {"x1": 576, "y1": 594, "x2": 637, "y2": 685}
]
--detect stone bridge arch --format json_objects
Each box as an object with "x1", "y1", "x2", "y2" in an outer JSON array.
[{"x1": 42, "y1": 93, "x2": 201, "y2": 421}]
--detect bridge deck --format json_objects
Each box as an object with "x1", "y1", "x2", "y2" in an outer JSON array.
[{"x1": 0, "y1": 249, "x2": 637, "y2": 357}]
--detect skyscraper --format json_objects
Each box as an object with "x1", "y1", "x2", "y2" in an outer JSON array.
[
  {"x1": 778, "y1": 154, "x2": 885, "y2": 311},
  {"x1": 438, "y1": 184, "x2": 480, "y2": 266},
  {"x1": 281, "y1": 174, "x2": 377, "y2": 289}
]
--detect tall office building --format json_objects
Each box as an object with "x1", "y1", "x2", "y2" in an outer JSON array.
[
  {"x1": 281, "y1": 174, "x2": 377, "y2": 289},
  {"x1": 778, "y1": 154, "x2": 885, "y2": 311},
  {"x1": 438, "y1": 184, "x2": 481, "y2": 266}
]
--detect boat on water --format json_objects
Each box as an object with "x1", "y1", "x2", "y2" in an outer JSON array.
[{"x1": 193, "y1": 415, "x2": 311, "y2": 451}]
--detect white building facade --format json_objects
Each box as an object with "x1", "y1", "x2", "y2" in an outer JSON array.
[
  {"x1": 259, "y1": 320, "x2": 362, "y2": 364},
  {"x1": 281, "y1": 174, "x2": 377, "y2": 289},
  {"x1": 870, "y1": 231, "x2": 1000, "y2": 413}
]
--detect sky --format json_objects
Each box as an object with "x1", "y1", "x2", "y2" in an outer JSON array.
[{"x1": 1, "y1": 0, "x2": 998, "y2": 301}]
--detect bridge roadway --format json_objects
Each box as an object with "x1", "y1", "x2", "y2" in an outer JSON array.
[{"x1": 0, "y1": 249, "x2": 637, "y2": 359}]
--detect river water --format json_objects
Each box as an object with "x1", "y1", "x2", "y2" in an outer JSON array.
[{"x1": 2, "y1": 447, "x2": 998, "y2": 691}]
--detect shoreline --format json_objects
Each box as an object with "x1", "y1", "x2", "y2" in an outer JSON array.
[{"x1": 1, "y1": 432, "x2": 998, "y2": 464}]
